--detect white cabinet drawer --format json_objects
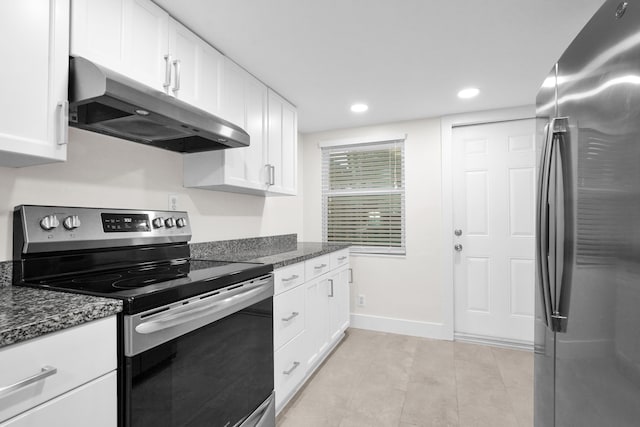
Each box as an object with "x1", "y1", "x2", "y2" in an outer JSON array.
[
  {"x1": 0, "y1": 371, "x2": 117, "y2": 427},
  {"x1": 274, "y1": 285, "x2": 305, "y2": 350},
  {"x1": 305, "y1": 255, "x2": 331, "y2": 280},
  {"x1": 274, "y1": 331, "x2": 306, "y2": 411},
  {"x1": 330, "y1": 249, "x2": 350, "y2": 270},
  {"x1": 0, "y1": 316, "x2": 116, "y2": 423},
  {"x1": 274, "y1": 262, "x2": 305, "y2": 295}
]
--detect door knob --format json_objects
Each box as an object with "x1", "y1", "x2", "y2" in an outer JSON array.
[
  {"x1": 454, "y1": 229, "x2": 462, "y2": 236},
  {"x1": 454, "y1": 244, "x2": 463, "y2": 252}
]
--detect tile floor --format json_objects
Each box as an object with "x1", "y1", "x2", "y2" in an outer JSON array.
[{"x1": 276, "y1": 328, "x2": 533, "y2": 427}]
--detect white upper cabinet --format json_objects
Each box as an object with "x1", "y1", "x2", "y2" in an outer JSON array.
[
  {"x1": 0, "y1": 0, "x2": 69, "y2": 167},
  {"x1": 122, "y1": 0, "x2": 168, "y2": 91},
  {"x1": 71, "y1": 0, "x2": 222, "y2": 114},
  {"x1": 267, "y1": 90, "x2": 298, "y2": 195},
  {"x1": 70, "y1": 0, "x2": 298, "y2": 195},
  {"x1": 183, "y1": 59, "x2": 299, "y2": 196},
  {"x1": 168, "y1": 18, "x2": 223, "y2": 114},
  {"x1": 183, "y1": 59, "x2": 268, "y2": 194},
  {"x1": 71, "y1": 0, "x2": 168, "y2": 92}
]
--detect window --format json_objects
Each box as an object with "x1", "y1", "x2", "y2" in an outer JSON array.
[{"x1": 322, "y1": 138, "x2": 405, "y2": 255}]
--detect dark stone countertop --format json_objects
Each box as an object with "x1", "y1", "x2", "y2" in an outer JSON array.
[
  {"x1": 0, "y1": 235, "x2": 347, "y2": 348},
  {"x1": 0, "y1": 284, "x2": 122, "y2": 349},
  {"x1": 191, "y1": 241, "x2": 351, "y2": 269}
]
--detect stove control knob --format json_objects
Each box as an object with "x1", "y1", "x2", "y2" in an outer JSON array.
[
  {"x1": 176, "y1": 217, "x2": 187, "y2": 228},
  {"x1": 63, "y1": 215, "x2": 81, "y2": 230},
  {"x1": 40, "y1": 215, "x2": 60, "y2": 231},
  {"x1": 152, "y1": 217, "x2": 164, "y2": 229},
  {"x1": 165, "y1": 217, "x2": 176, "y2": 228}
]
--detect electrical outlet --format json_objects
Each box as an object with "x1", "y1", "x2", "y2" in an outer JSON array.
[
  {"x1": 168, "y1": 194, "x2": 178, "y2": 211},
  {"x1": 357, "y1": 294, "x2": 365, "y2": 307}
]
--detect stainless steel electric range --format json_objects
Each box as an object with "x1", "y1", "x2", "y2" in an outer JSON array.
[{"x1": 13, "y1": 205, "x2": 275, "y2": 427}]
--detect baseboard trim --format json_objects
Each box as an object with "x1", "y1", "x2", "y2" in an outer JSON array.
[
  {"x1": 455, "y1": 332, "x2": 533, "y2": 351},
  {"x1": 350, "y1": 313, "x2": 448, "y2": 340}
]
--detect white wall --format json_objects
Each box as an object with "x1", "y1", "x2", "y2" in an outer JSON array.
[
  {"x1": 0, "y1": 128, "x2": 304, "y2": 261},
  {"x1": 302, "y1": 118, "x2": 447, "y2": 339}
]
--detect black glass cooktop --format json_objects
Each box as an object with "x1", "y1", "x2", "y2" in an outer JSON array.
[{"x1": 26, "y1": 259, "x2": 273, "y2": 314}]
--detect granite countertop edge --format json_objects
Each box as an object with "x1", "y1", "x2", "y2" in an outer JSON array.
[
  {"x1": 193, "y1": 241, "x2": 352, "y2": 269},
  {"x1": 0, "y1": 240, "x2": 348, "y2": 348},
  {"x1": 0, "y1": 287, "x2": 123, "y2": 349}
]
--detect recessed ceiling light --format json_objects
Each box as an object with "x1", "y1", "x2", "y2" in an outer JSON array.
[
  {"x1": 457, "y1": 87, "x2": 480, "y2": 99},
  {"x1": 350, "y1": 103, "x2": 369, "y2": 113}
]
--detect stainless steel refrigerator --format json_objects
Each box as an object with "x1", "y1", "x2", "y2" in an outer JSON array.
[{"x1": 535, "y1": 1, "x2": 640, "y2": 425}]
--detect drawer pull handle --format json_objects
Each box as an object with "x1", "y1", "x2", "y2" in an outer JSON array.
[
  {"x1": 338, "y1": 256, "x2": 347, "y2": 261},
  {"x1": 0, "y1": 366, "x2": 57, "y2": 397},
  {"x1": 314, "y1": 264, "x2": 327, "y2": 270},
  {"x1": 282, "y1": 312, "x2": 300, "y2": 322},
  {"x1": 283, "y1": 361, "x2": 300, "y2": 375},
  {"x1": 281, "y1": 274, "x2": 299, "y2": 283}
]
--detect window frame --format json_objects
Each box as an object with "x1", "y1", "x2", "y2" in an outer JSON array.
[{"x1": 321, "y1": 137, "x2": 406, "y2": 255}]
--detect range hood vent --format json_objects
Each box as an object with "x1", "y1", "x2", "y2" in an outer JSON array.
[{"x1": 68, "y1": 56, "x2": 249, "y2": 153}]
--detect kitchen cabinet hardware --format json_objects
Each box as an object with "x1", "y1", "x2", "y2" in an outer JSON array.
[
  {"x1": 454, "y1": 229, "x2": 463, "y2": 236},
  {"x1": 328, "y1": 279, "x2": 334, "y2": 297},
  {"x1": 163, "y1": 54, "x2": 172, "y2": 92},
  {"x1": 57, "y1": 101, "x2": 68, "y2": 145},
  {"x1": 349, "y1": 268, "x2": 353, "y2": 284},
  {"x1": 338, "y1": 256, "x2": 347, "y2": 261},
  {"x1": 0, "y1": 366, "x2": 57, "y2": 397},
  {"x1": 314, "y1": 264, "x2": 327, "y2": 269},
  {"x1": 282, "y1": 362, "x2": 300, "y2": 375},
  {"x1": 267, "y1": 164, "x2": 276, "y2": 186},
  {"x1": 281, "y1": 274, "x2": 299, "y2": 282},
  {"x1": 172, "y1": 59, "x2": 181, "y2": 93},
  {"x1": 281, "y1": 312, "x2": 299, "y2": 322},
  {"x1": 454, "y1": 243, "x2": 463, "y2": 251}
]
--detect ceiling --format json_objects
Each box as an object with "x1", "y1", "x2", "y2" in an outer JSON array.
[{"x1": 155, "y1": 0, "x2": 605, "y2": 133}]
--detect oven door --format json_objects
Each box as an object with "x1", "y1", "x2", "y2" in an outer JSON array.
[{"x1": 122, "y1": 276, "x2": 274, "y2": 427}]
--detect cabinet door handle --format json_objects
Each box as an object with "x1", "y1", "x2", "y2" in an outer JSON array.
[
  {"x1": 163, "y1": 54, "x2": 172, "y2": 93},
  {"x1": 0, "y1": 366, "x2": 57, "y2": 397},
  {"x1": 172, "y1": 59, "x2": 181, "y2": 93},
  {"x1": 56, "y1": 101, "x2": 68, "y2": 145},
  {"x1": 281, "y1": 311, "x2": 299, "y2": 322},
  {"x1": 314, "y1": 264, "x2": 327, "y2": 270},
  {"x1": 281, "y1": 274, "x2": 299, "y2": 283},
  {"x1": 267, "y1": 165, "x2": 275, "y2": 185},
  {"x1": 328, "y1": 279, "x2": 334, "y2": 297},
  {"x1": 349, "y1": 268, "x2": 353, "y2": 284},
  {"x1": 283, "y1": 361, "x2": 300, "y2": 375}
]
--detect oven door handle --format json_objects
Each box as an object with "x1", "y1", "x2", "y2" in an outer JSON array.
[{"x1": 135, "y1": 283, "x2": 268, "y2": 335}]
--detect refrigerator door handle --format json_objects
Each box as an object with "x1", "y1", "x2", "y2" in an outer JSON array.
[
  {"x1": 536, "y1": 121, "x2": 555, "y2": 329},
  {"x1": 550, "y1": 118, "x2": 570, "y2": 333}
]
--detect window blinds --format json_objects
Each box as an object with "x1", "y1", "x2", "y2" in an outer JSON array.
[{"x1": 322, "y1": 140, "x2": 405, "y2": 255}]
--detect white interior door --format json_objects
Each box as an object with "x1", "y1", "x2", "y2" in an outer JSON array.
[{"x1": 453, "y1": 119, "x2": 536, "y2": 345}]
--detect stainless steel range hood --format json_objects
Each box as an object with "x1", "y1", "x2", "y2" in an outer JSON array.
[{"x1": 68, "y1": 56, "x2": 249, "y2": 153}]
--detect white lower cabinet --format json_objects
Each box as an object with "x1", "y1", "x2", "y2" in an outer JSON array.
[
  {"x1": 274, "y1": 331, "x2": 307, "y2": 409},
  {"x1": 304, "y1": 276, "x2": 330, "y2": 369},
  {"x1": 0, "y1": 316, "x2": 117, "y2": 426},
  {"x1": 328, "y1": 265, "x2": 350, "y2": 343},
  {"x1": 273, "y1": 249, "x2": 350, "y2": 413},
  {"x1": 0, "y1": 372, "x2": 117, "y2": 427}
]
